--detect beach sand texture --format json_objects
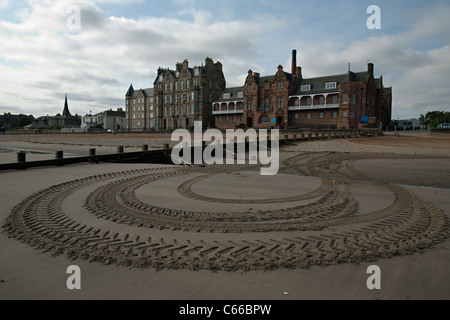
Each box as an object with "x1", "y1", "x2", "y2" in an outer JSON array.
[{"x1": 0, "y1": 132, "x2": 449, "y2": 299}]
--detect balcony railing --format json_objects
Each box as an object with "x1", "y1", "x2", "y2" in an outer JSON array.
[
  {"x1": 288, "y1": 103, "x2": 339, "y2": 111},
  {"x1": 212, "y1": 109, "x2": 244, "y2": 115}
]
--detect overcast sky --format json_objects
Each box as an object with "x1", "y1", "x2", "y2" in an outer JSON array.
[{"x1": 0, "y1": 0, "x2": 449, "y2": 119}]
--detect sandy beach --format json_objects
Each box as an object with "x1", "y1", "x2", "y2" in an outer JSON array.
[{"x1": 0, "y1": 131, "x2": 449, "y2": 300}]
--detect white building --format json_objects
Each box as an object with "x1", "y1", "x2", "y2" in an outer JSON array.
[{"x1": 82, "y1": 108, "x2": 126, "y2": 131}]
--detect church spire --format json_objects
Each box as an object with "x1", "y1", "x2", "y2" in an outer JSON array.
[{"x1": 63, "y1": 94, "x2": 71, "y2": 117}]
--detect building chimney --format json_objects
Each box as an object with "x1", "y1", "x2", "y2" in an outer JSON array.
[
  {"x1": 296, "y1": 66, "x2": 302, "y2": 80},
  {"x1": 368, "y1": 63, "x2": 374, "y2": 76},
  {"x1": 292, "y1": 50, "x2": 297, "y2": 74}
]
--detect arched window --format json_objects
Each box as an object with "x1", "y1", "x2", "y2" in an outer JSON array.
[{"x1": 259, "y1": 114, "x2": 270, "y2": 123}]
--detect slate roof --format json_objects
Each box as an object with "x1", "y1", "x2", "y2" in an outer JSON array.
[
  {"x1": 292, "y1": 71, "x2": 370, "y2": 95},
  {"x1": 214, "y1": 87, "x2": 244, "y2": 102}
]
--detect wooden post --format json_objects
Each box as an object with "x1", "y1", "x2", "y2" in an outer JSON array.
[
  {"x1": 117, "y1": 146, "x2": 124, "y2": 153},
  {"x1": 17, "y1": 151, "x2": 26, "y2": 163},
  {"x1": 142, "y1": 145, "x2": 149, "y2": 151}
]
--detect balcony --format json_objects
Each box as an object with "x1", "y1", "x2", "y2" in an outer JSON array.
[
  {"x1": 212, "y1": 109, "x2": 244, "y2": 115},
  {"x1": 288, "y1": 103, "x2": 339, "y2": 111}
]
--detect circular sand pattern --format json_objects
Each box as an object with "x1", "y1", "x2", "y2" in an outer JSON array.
[{"x1": 2, "y1": 153, "x2": 450, "y2": 271}]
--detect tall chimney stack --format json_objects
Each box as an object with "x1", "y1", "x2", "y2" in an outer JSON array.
[{"x1": 292, "y1": 50, "x2": 297, "y2": 74}]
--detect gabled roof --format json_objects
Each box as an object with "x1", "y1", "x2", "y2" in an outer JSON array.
[{"x1": 253, "y1": 72, "x2": 294, "y2": 87}]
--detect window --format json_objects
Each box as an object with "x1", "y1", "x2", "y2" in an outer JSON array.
[
  {"x1": 265, "y1": 84, "x2": 270, "y2": 90},
  {"x1": 332, "y1": 95, "x2": 338, "y2": 104},
  {"x1": 277, "y1": 97, "x2": 283, "y2": 108},
  {"x1": 278, "y1": 82, "x2": 283, "y2": 89},
  {"x1": 218, "y1": 116, "x2": 222, "y2": 122},
  {"x1": 351, "y1": 94, "x2": 356, "y2": 103},
  {"x1": 319, "y1": 112, "x2": 324, "y2": 119},
  {"x1": 181, "y1": 81, "x2": 184, "y2": 90},
  {"x1": 241, "y1": 116, "x2": 244, "y2": 121},
  {"x1": 306, "y1": 97, "x2": 312, "y2": 105},
  {"x1": 238, "y1": 92, "x2": 244, "y2": 98},
  {"x1": 194, "y1": 68, "x2": 199, "y2": 76},
  {"x1": 351, "y1": 111, "x2": 355, "y2": 117},
  {"x1": 264, "y1": 98, "x2": 269, "y2": 111},
  {"x1": 248, "y1": 100, "x2": 254, "y2": 110},
  {"x1": 186, "y1": 80, "x2": 190, "y2": 89},
  {"x1": 225, "y1": 116, "x2": 229, "y2": 122},
  {"x1": 326, "y1": 82, "x2": 337, "y2": 89},
  {"x1": 164, "y1": 84, "x2": 167, "y2": 92},
  {"x1": 342, "y1": 94, "x2": 348, "y2": 104},
  {"x1": 307, "y1": 113, "x2": 311, "y2": 119},
  {"x1": 295, "y1": 113, "x2": 299, "y2": 119},
  {"x1": 233, "y1": 115, "x2": 237, "y2": 121},
  {"x1": 343, "y1": 111, "x2": 348, "y2": 117},
  {"x1": 333, "y1": 111, "x2": 338, "y2": 118},
  {"x1": 319, "y1": 96, "x2": 325, "y2": 105},
  {"x1": 223, "y1": 93, "x2": 231, "y2": 99},
  {"x1": 191, "y1": 92, "x2": 195, "y2": 101},
  {"x1": 301, "y1": 85, "x2": 311, "y2": 91},
  {"x1": 248, "y1": 85, "x2": 253, "y2": 92},
  {"x1": 260, "y1": 114, "x2": 270, "y2": 123},
  {"x1": 175, "y1": 82, "x2": 178, "y2": 91}
]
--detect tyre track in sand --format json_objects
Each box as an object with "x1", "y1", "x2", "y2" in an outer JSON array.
[{"x1": 3, "y1": 149, "x2": 450, "y2": 271}]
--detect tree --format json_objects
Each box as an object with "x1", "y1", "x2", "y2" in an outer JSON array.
[
  {"x1": 17, "y1": 117, "x2": 32, "y2": 127},
  {"x1": 420, "y1": 111, "x2": 447, "y2": 128}
]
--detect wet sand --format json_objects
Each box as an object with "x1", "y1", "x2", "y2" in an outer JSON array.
[{"x1": 0, "y1": 132, "x2": 449, "y2": 300}]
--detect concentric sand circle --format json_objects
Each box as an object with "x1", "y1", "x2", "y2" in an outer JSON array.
[{"x1": 2, "y1": 153, "x2": 449, "y2": 271}]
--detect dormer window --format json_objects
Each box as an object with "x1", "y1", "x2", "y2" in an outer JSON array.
[
  {"x1": 238, "y1": 92, "x2": 244, "y2": 98},
  {"x1": 326, "y1": 82, "x2": 337, "y2": 89},
  {"x1": 301, "y1": 85, "x2": 311, "y2": 91},
  {"x1": 223, "y1": 93, "x2": 231, "y2": 99}
]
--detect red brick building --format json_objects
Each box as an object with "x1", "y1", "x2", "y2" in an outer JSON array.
[{"x1": 213, "y1": 50, "x2": 392, "y2": 130}]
